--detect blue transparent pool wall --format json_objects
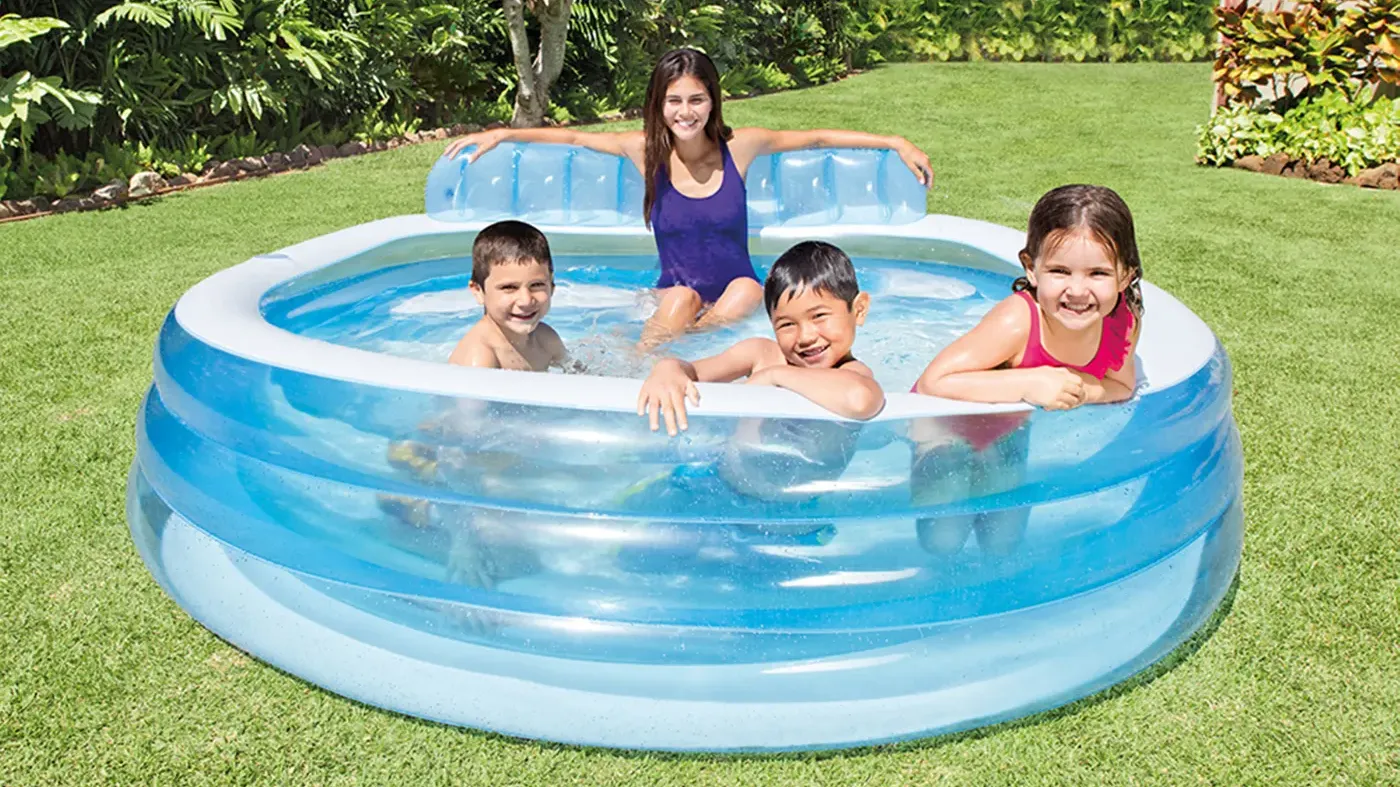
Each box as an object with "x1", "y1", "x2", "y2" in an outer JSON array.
[
  {"x1": 131, "y1": 307, "x2": 1241, "y2": 713},
  {"x1": 128, "y1": 144, "x2": 1242, "y2": 750}
]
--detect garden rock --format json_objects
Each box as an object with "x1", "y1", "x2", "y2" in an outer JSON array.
[
  {"x1": 129, "y1": 171, "x2": 167, "y2": 197},
  {"x1": 93, "y1": 181, "x2": 128, "y2": 202},
  {"x1": 54, "y1": 196, "x2": 85, "y2": 213},
  {"x1": 448, "y1": 123, "x2": 468, "y2": 136},
  {"x1": 318, "y1": 144, "x2": 339, "y2": 160},
  {"x1": 429, "y1": 127, "x2": 448, "y2": 140},
  {"x1": 1261, "y1": 153, "x2": 1290, "y2": 176},
  {"x1": 1281, "y1": 161, "x2": 1307, "y2": 179},
  {"x1": 167, "y1": 173, "x2": 196, "y2": 187},
  {"x1": 1379, "y1": 167, "x2": 1400, "y2": 190},
  {"x1": 290, "y1": 144, "x2": 317, "y2": 167},
  {"x1": 338, "y1": 141, "x2": 367, "y2": 157},
  {"x1": 1306, "y1": 158, "x2": 1343, "y2": 183},
  {"x1": 1232, "y1": 155, "x2": 1264, "y2": 172},
  {"x1": 209, "y1": 161, "x2": 240, "y2": 179},
  {"x1": 263, "y1": 152, "x2": 289, "y2": 172},
  {"x1": 0, "y1": 202, "x2": 14, "y2": 219},
  {"x1": 235, "y1": 157, "x2": 266, "y2": 173}
]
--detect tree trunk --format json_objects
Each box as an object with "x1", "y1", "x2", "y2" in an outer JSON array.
[{"x1": 503, "y1": 0, "x2": 574, "y2": 128}]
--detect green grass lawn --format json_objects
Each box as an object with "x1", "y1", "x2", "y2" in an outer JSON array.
[{"x1": 3, "y1": 62, "x2": 1398, "y2": 785}]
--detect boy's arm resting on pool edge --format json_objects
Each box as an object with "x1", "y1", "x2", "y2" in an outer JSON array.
[
  {"x1": 748, "y1": 361, "x2": 885, "y2": 420},
  {"x1": 637, "y1": 339, "x2": 771, "y2": 435},
  {"x1": 730, "y1": 127, "x2": 933, "y2": 186}
]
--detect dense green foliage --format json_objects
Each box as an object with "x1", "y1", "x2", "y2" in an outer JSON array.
[
  {"x1": 3, "y1": 63, "x2": 1399, "y2": 786},
  {"x1": 1198, "y1": 93, "x2": 1400, "y2": 174},
  {"x1": 0, "y1": 0, "x2": 1217, "y2": 202},
  {"x1": 1199, "y1": 0, "x2": 1400, "y2": 171}
]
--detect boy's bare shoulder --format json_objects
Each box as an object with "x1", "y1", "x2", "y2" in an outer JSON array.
[
  {"x1": 448, "y1": 319, "x2": 502, "y2": 368},
  {"x1": 532, "y1": 321, "x2": 568, "y2": 368},
  {"x1": 840, "y1": 359, "x2": 876, "y2": 378}
]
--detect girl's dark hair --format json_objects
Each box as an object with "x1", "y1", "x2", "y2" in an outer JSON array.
[
  {"x1": 642, "y1": 48, "x2": 732, "y2": 227},
  {"x1": 1015, "y1": 184, "x2": 1144, "y2": 317},
  {"x1": 764, "y1": 241, "x2": 859, "y2": 315}
]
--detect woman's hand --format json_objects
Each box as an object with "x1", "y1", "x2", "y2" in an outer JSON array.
[
  {"x1": 444, "y1": 129, "x2": 507, "y2": 163},
  {"x1": 637, "y1": 359, "x2": 700, "y2": 436},
  {"x1": 896, "y1": 138, "x2": 934, "y2": 187}
]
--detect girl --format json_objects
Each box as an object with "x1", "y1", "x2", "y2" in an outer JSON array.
[
  {"x1": 444, "y1": 48, "x2": 934, "y2": 348},
  {"x1": 912, "y1": 184, "x2": 1143, "y2": 408},
  {"x1": 906, "y1": 184, "x2": 1143, "y2": 558}
]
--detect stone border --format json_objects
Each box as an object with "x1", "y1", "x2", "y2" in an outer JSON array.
[
  {"x1": 1227, "y1": 154, "x2": 1400, "y2": 189},
  {"x1": 0, "y1": 123, "x2": 491, "y2": 225}
]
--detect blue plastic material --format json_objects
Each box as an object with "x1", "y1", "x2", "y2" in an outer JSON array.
[
  {"x1": 128, "y1": 244, "x2": 1243, "y2": 751},
  {"x1": 424, "y1": 143, "x2": 929, "y2": 226}
]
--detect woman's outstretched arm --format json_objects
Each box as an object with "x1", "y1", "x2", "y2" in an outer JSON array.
[
  {"x1": 730, "y1": 127, "x2": 933, "y2": 185},
  {"x1": 445, "y1": 127, "x2": 646, "y2": 171}
]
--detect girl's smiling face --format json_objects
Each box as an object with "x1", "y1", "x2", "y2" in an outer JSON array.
[
  {"x1": 662, "y1": 75, "x2": 712, "y2": 142},
  {"x1": 1024, "y1": 229, "x2": 1128, "y2": 332}
]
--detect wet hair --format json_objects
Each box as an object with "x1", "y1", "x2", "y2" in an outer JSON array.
[
  {"x1": 642, "y1": 48, "x2": 732, "y2": 227},
  {"x1": 763, "y1": 241, "x2": 860, "y2": 315},
  {"x1": 1015, "y1": 184, "x2": 1144, "y2": 317},
  {"x1": 470, "y1": 220, "x2": 553, "y2": 287}
]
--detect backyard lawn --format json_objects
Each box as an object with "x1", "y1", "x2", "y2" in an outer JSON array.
[{"x1": 2, "y1": 62, "x2": 1397, "y2": 785}]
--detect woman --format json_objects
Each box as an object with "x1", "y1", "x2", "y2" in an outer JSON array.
[{"x1": 445, "y1": 48, "x2": 934, "y2": 348}]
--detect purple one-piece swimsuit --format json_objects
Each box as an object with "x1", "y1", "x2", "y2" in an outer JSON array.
[{"x1": 649, "y1": 141, "x2": 760, "y2": 303}]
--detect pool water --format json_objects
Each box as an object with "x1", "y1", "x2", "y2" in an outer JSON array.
[{"x1": 268, "y1": 254, "x2": 1011, "y2": 391}]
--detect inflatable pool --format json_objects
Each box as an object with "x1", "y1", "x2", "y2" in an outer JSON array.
[{"x1": 128, "y1": 143, "x2": 1243, "y2": 752}]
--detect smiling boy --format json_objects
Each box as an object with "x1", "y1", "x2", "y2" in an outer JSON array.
[
  {"x1": 450, "y1": 220, "x2": 567, "y2": 371},
  {"x1": 637, "y1": 240, "x2": 885, "y2": 435}
]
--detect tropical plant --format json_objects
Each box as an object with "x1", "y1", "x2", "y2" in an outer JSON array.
[
  {"x1": 1214, "y1": 0, "x2": 1400, "y2": 112},
  {"x1": 0, "y1": 15, "x2": 101, "y2": 153}
]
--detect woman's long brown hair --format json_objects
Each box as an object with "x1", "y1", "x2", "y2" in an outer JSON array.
[
  {"x1": 1014, "y1": 184, "x2": 1144, "y2": 317},
  {"x1": 642, "y1": 48, "x2": 732, "y2": 227}
]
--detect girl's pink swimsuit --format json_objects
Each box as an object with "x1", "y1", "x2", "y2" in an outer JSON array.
[{"x1": 912, "y1": 290, "x2": 1136, "y2": 451}]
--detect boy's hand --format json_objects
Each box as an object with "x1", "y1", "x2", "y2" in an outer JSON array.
[
  {"x1": 1022, "y1": 367, "x2": 1086, "y2": 410},
  {"x1": 637, "y1": 359, "x2": 700, "y2": 436}
]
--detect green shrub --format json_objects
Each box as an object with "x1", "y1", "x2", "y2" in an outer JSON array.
[{"x1": 1197, "y1": 93, "x2": 1400, "y2": 173}]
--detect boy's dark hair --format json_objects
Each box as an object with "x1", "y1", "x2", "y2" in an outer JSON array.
[
  {"x1": 763, "y1": 241, "x2": 859, "y2": 315},
  {"x1": 471, "y1": 220, "x2": 553, "y2": 286}
]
